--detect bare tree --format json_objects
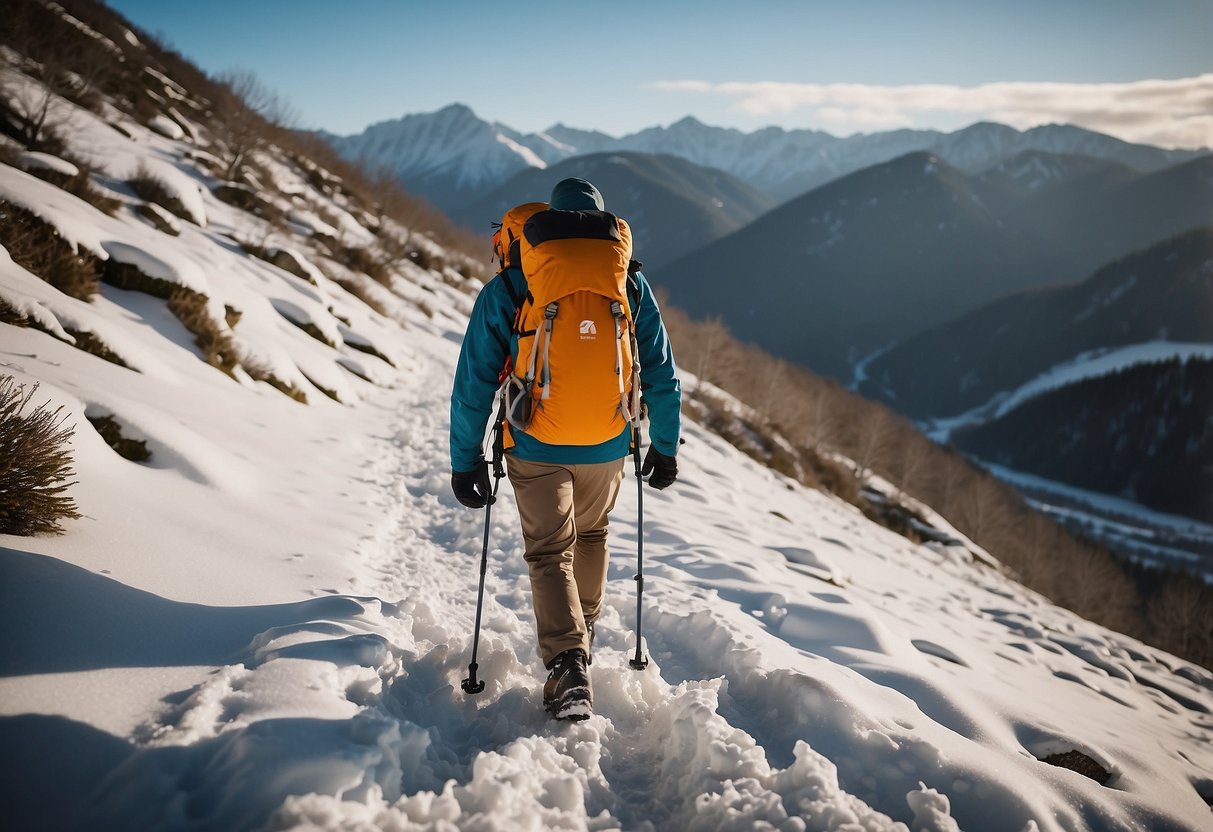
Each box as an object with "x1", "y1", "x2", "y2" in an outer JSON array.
[
  {"x1": 211, "y1": 69, "x2": 295, "y2": 180},
  {"x1": 0, "y1": 4, "x2": 73, "y2": 150},
  {"x1": 889, "y1": 427, "x2": 932, "y2": 500},
  {"x1": 853, "y1": 404, "x2": 894, "y2": 483},
  {"x1": 689, "y1": 315, "x2": 733, "y2": 391},
  {"x1": 1148, "y1": 577, "x2": 1213, "y2": 664},
  {"x1": 954, "y1": 473, "x2": 1016, "y2": 544}
]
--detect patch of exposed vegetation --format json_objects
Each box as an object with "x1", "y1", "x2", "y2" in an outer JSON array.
[
  {"x1": 301, "y1": 372, "x2": 340, "y2": 403},
  {"x1": 101, "y1": 257, "x2": 179, "y2": 299},
  {"x1": 136, "y1": 202, "x2": 180, "y2": 235},
  {"x1": 332, "y1": 275, "x2": 391, "y2": 318},
  {"x1": 22, "y1": 160, "x2": 122, "y2": 216},
  {"x1": 342, "y1": 337, "x2": 395, "y2": 368},
  {"x1": 63, "y1": 328, "x2": 131, "y2": 369},
  {"x1": 336, "y1": 360, "x2": 373, "y2": 384},
  {"x1": 213, "y1": 182, "x2": 280, "y2": 223},
  {"x1": 1, "y1": 296, "x2": 31, "y2": 327},
  {"x1": 1040, "y1": 750, "x2": 1112, "y2": 785},
  {"x1": 241, "y1": 356, "x2": 307, "y2": 404},
  {"x1": 87, "y1": 413, "x2": 151, "y2": 462},
  {"x1": 167, "y1": 289, "x2": 239, "y2": 375},
  {"x1": 0, "y1": 199, "x2": 100, "y2": 300},
  {"x1": 0, "y1": 376, "x2": 80, "y2": 536},
  {"x1": 276, "y1": 309, "x2": 337, "y2": 348},
  {"x1": 128, "y1": 163, "x2": 191, "y2": 221}
]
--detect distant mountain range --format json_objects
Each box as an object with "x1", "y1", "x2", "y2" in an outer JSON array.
[
  {"x1": 454, "y1": 152, "x2": 776, "y2": 269},
  {"x1": 653, "y1": 153, "x2": 1213, "y2": 380},
  {"x1": 320, "y1": 104, "x2": 1207, "y2": 213}
]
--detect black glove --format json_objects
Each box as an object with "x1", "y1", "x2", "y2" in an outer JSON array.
[
  {"x1": 641, "y1": 446, "x2": 678, "y2": 490},
  {"x1": 452, "y1": 462, "x2": 492, "y2": 508}
]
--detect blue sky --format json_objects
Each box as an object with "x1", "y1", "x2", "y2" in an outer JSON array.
[{"x1": 107, "y1": 0, "x2": 1213, "y2": 147}]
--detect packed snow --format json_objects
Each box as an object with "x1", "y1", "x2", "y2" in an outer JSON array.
[{"x1": 3, "y1": 51, "x2": 1213, "y2": 832}]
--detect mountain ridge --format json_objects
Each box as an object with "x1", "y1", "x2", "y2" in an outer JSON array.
[{"x1": 323, "y1": 104, "x2": 1209, "y2": 213}]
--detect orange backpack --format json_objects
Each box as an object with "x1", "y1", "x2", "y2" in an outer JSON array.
[
  {"x1": 491, "y1": 201, "x2": 548, "y2": 270},
  {"x1": 503, "y1": 208, "x2": 642, "y2": 446}
]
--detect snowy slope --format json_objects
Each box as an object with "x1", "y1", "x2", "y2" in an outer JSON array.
[{"x1": 3, "y1": 25, "x2": 1213, "y2": 832}]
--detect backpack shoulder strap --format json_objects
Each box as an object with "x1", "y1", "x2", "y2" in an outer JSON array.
[
  {"x1": 626, "y1": 260, "x2": 643, "y2": 315},
  {"x1": 500, "y1": 268, "x2": 525, "y2": 310},
  {"x1": 499, "y1": 268, "x2": 538, "y2": 337}
]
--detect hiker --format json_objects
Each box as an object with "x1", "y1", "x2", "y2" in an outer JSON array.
[{"x1": 449, "y1": 177, "x2": 681, "y2": 720}]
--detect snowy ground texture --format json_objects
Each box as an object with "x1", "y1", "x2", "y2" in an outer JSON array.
[{"x1": 3, "y1": 32, "x2": 1213, "y2": 832}]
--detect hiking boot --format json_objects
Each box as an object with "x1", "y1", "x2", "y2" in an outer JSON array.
[{"x1": 543, "y1": 648, "x2": 592, "y2": 721}]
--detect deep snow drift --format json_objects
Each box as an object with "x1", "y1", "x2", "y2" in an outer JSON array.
[{"x1": 2, "y1": 34, "x2": 1213, "y2": 832}]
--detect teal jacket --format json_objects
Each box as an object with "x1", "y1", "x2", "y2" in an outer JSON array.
[{"x1": 450, "y1": 267, "x2": 681, "y2": 472}]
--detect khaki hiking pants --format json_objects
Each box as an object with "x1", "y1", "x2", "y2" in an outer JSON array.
[{"x1": 506, "y1": 455, "x2": 626, "y2": 667}]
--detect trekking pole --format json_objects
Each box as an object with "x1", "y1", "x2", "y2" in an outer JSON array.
[
  {"x1": 462, "y1": 409, "x2": 507, "y2": 695},
  {"x1": 629, "y1": 425, "x2": 650, "y2": 670}
]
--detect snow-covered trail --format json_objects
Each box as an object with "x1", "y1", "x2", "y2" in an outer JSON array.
[
  {"x1": 39, "y1": 324, "x2": 1204, "y2": 832},
  {"x1": 251, "y1": 335, "x2": 924, "y2": 832}
]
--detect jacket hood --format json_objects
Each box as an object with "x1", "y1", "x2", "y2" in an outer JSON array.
[{"x1": 549, "y1": 177, "x2": 604, "y2": 211}]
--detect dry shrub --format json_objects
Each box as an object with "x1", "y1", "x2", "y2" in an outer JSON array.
[
  {"x1": 1146, "y1": 574, "x2": 1213, "y2": 669},
  {"x1": 63, "y1": 328, "x2": 130, "y2": 369},
  {"x1": 167, "y1": 288, "x2": 239, "y2": 375},
  {"x1": 1, "y1": 296, "x2": 30, "y2": 327},
  {"x1": 240, "y1": 356, "x2": 308, "y2": 404},
  {"x1": 342, "y1": 337, "x2": 395, "y2": 368},
  {"x1": 22, "y1": 158, "x2": 121, "y2": 216},
  {"x1": 128, "y1": 163, "x2": 191, "y2": 220},
  {"x1": 101, "y1": 258, "x2": 178, "y2": 298},
  {"x1": 0, "y1": 376, "x2": 80, "y2": 535},
  {"x1": 333, "y1": 275, "x2": 391, "y2": 317},
  {"x1": 0, "y1": 199, "x2": 100, "y2": 300},
  {"x1": 87, "y1": 413, "x2": 150, "y2": 462},
  {"x1": 279, "y1": 313, "x2": 337, "y2": 348},
  {"x1": 300, "y1": 372, "x2": 340, "y2": 402},
  {"x1": 61, "y1": 167, "x2": 122, "y2": 216},
  {"x1": 212, "y1": 182, "x2": 281, "y2": 224}
]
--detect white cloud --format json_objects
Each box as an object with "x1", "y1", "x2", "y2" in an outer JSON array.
[{"x1": 650, "y1": 76, "x2": 1213, "y2": 149}]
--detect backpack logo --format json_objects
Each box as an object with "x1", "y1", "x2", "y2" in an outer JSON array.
[{"x1": 579, "y1": 319, "x2": 597, "y2": 339}]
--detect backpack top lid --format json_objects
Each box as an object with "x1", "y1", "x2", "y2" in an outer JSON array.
[
  {"x1": 520, "y1": 209, "x2": 632, "y2": 310},
  {"x1": 494, "y1": 202, "x2": 549, "y2": 270}
]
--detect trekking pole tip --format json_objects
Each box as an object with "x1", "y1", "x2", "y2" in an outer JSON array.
[
  {"x1": 461, "y1": 663, "x2": 486, "y2": 695},
  {"x1": 629, "y1": 638, "x2": 649, "y2": 670}
]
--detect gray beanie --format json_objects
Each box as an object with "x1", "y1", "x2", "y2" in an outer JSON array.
[{"x1": 549, "y1": 177, "x2": 604, "y2": 211}]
